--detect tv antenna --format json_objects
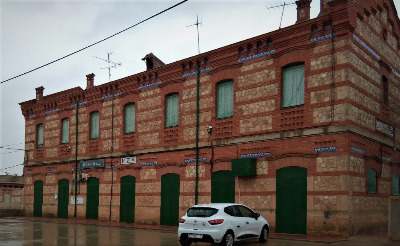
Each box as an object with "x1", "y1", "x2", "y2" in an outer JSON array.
[
  {"x1": 266, "y1": 1, "x2": 296, "y2": 29},
  {"x1": 93, "y1": 52, "x2": 122, "y2": 81},
  {"x1": 187, "y1": 15, "x2": 202, "y2": 54}
]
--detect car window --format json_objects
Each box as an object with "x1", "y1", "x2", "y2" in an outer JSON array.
[
  {"x1": 187, "y1": 207, "x2": 218, "y2": 217},
  {"x1": 236, "y1": 205, "x2": 254, "y2": 218},
  {"x1": 224, "y1": 206, "x2": 241, "y2": 217}
]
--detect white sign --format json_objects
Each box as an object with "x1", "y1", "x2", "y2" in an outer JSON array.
[
  {"x1": 376, "y1": 120, "x2": 394, "y2": 137},
  {"x1": 121, "y1": 156, "x2": 136, "y2": 164},
  {"x1": 70, "y1": 196, "x2": 84, "y2": 205}
]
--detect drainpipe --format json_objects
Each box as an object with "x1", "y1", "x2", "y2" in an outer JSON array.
[
  {"x1": 74, "y1": 100, "x2": 79, "y2": 218},
  {"x1": 195, "y1": 60, "x2": 200, "y2": 205}
]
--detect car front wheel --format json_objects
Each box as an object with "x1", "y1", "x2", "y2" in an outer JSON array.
[
  {"x1": 259, "y1": 226, "x2": 269, "y2": 243},
  {"x1": 219, "y1": 231, "x2": 234, "y2": 246}
]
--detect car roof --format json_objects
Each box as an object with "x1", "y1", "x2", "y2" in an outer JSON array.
[{"x1": 189, "y1": 203, "x2": 244, "y2": 209}]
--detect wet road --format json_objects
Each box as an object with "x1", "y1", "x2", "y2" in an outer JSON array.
[{"x1": 0, "y1": 218, "x2": 397, "y2": 246}]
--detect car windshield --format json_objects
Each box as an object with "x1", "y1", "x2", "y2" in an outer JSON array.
[{"x1": 187, "y1": 207, "x2": 218, "y2": 217}]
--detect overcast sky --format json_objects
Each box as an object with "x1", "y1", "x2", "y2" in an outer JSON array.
[{"x1": 1, "y1": 0, "x2": 399, "y2": 176}]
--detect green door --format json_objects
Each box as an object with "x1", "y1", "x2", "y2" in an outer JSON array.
[
  {"x1": 276, "y1": 166, "x2": 307, "y2": 234},
  {"x1": 120, "y1": 175, "x2": 136, "y2": 223},
  {"x1": 33, "y1": 180, "x2": 43, "y2": 217},
  {"x1": 86, "y1": 177, "x2": 99, "y2": 220},
  {"x1": 211, "y1": 170, "x2": 235, "y2": 203},
  {"x1": 57, "y1": 179, "x2": 69, "y2": 219},
  {"x1": 160, "y1": 173, "x2": 180, "y2": 226}
]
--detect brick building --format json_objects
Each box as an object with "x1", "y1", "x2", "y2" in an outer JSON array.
[
  {"x1": 19, "y1": 0, "x2": 400, "y2": 237},
  {"x1": 0, "y1": 175, "x2": 24, "y2": 216}
]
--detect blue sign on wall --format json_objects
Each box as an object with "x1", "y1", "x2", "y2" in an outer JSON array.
[
  {"x1": 80, "y1": 159, "x2": 105, "y2": 169},
  {"x1": 314, "y1": 146, "x2": 337, "y2": 153}
]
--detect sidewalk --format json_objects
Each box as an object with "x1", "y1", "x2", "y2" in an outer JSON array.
[{"x1": 16, "y1": 216, "x2": 398, "y2": 245}]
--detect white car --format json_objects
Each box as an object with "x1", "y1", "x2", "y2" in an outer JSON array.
[{"x1": 178, "y1": 203, "x2": 269, "y2": 246}]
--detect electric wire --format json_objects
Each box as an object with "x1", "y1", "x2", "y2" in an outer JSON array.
[{"x1": 0, "y1": 0, "x2": 189, "y2": 85}]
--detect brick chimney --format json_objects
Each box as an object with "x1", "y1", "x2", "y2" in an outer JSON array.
[
  {"x1": 35, "y1": 86, "x2": 44, "y2": 101},
  {"x1": 142, "y1": 53, "x2": 165, "y2": 71},
  {"x1": 319, "y1": 0, "x2": 334, "y2": 16},
  {"x1": 86, "y1": 73, "x2": 95, "y2": 89},
  {"x1": 296, "y1": 0, "x2": 312, "y2": 23}
]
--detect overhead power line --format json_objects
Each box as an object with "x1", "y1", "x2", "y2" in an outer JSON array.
[{"x1": 0, "y1": 0, "x2": 189, "y2": 85}]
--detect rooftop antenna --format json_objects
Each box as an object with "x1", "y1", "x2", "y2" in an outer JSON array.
[
  {"x1": 266, "y1": 1, "x2": 296, "y2": 29},
  {"x1": 187, "y1": 15, "x2": 202, "y2": 54},
  {"x1": 93, "y1": 52, "x2": 122, "y2": 81}
]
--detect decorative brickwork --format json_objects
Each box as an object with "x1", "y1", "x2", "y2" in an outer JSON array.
[{"x1": 19, "y1": 0, "x2": 400, "y2": 238}]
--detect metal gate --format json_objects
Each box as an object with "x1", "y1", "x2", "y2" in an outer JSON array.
[
  {"x1": 276, "y1": 166, "x2": 307, "y2": 234},
  {"x1": 57, "y1": 179, "x2": 69, "y2": 219},
  {"x1": 211, "y1": 170, "x2": 235, "y2": 203},
  {"x1": 120, "y1": 175, "x2": 136, "y2": 223},
  {"x1": 160, "y1": 173, "x2": 180, "y2": 226},
  {"x1": 86, "y1": 177, "x2": 99, "y2": 220},
  {"x1": 33, "y1": 180, "x2": 43, "y2": 217}
]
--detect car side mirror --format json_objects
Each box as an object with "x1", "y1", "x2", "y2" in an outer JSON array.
[{"x1": 254, "y1": 213, "x2": 260, "y2": 220}]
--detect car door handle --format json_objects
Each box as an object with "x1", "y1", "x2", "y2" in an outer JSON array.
[
  {"x1": 246, "y1": 222, "x2": 249, "y2": 224},
  {"x1": 237, "y1": 225, "x2": 240, "y2": 228}
]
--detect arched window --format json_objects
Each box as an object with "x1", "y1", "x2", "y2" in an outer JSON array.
[
  {"x1": 282, "y1": 63, "x2": 305, "y2": 108},
  {"x1": 61, "y1": 118, "x2": 69, "y2": 144},
  {"x1": 393, "y1": 174, "x2": 400, "y2": 195},
  {"x1": 124, "y1": 104, "x2": 135, "y2": 134},
  {"x1": 90, "y1": 111, "x2": 99, "y2": 139},
  {"x1": 382, "y1": 76, "x2": 389, "y2": 105},
  {"x1": 37, "y1": 124, "x2": 44, "y2": 148},
  {"x1": 217, "y1": 80, "x2": 234, "y2": 119},
  {"x1": 165, "y1": 93, "x2": 179, "y2": 127},
  {"x1": 367, "y1": 168, "x2": 377, "y2": 194}
]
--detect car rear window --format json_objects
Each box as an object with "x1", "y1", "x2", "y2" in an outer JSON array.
[{"x1": 187, "y1": 207, "x2": 218, "y2": 217}]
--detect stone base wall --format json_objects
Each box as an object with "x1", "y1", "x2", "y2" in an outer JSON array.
[{"x1": 23, "y1": 132, "x2": 399, "y2": 237}]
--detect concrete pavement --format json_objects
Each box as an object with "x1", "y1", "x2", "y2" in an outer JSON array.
[{"x1": 0, "y1": 217, "x2": 398, "y2": 246}]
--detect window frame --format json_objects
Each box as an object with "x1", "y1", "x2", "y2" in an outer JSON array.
[
  {"x1": 367, "y1": 168, "x2": 377, "y2": 194},
  {"x1": 124, "y1": 103, "x2": 135, "y2": 134},
  {"x1": 37, "y1": 123, "x2": 44, "y2": 148},
  {"x1": 282, "y1": 63, "x2": 305, "y2": 108},
  {"x1": 216, "y1": 80, "x2": 234, "y2": 119},
  {"x1": 61, "y1": 118, "x2": 69, "y2": 144},
  {"x1": 90, "y1": 111, "x2": 99, "y2": 140},
  {"x1": 165, "y1": 93, "x2": 179, "y2": 128}
]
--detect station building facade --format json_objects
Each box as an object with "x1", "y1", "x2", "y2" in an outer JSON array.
[{"x1": 20, "y1": 0, "x2": 400, "y2": 237}]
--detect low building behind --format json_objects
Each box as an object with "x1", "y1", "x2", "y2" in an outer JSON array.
[{"x1": 0, "y1": 175, "x2": 24, "y2": 217}]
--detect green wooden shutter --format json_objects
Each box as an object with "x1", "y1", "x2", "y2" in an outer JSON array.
[
  {"x1": 61, "y1": 118, "x2": 69, "y2": 144},
  {"x1": 37, "y1": 124, "x2": 43, "y2": 147},
  {"x1": 165, "y1": 94, "x2": 179, "y2": 127},
  {"x1": 217, "y1": 81, "x2": 234, "y2": 119},
  {"x1": 90, "y1": 111, "x2": 99, "y2": 139},
  {"x1": 276, "y1": 166, "x2": 307, "y2": 234},
  {"x1": 34, "y1": 180, "x2": 43, "y2": 217},
  {"x1": 160, "y1": 173, "x2": 180, "y2": 226},
  {"x1": 124, "y1": 104, "x2": 135, "y2": 134},
  {"x1": 282, "y1": 64, "x2": 305, "y2": 108},
  {"x1": 392, "y1": 174, "x2": 399, "y2": 195},
  {"x1": 211, "y1": 170, "x2": 235, "y2": 203},
  {"x1": 367, "y1": 168, "x2": 377, "y2": 194},
  {"x1": 120, "y1": 176, "x2": 136, "y2": 223},
  {"x1": 86, "y1": 177, "x2": 99, "y2": 219},
  {"x1": 57, "y1": 179, "x2": 69, "y2": 219}
]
